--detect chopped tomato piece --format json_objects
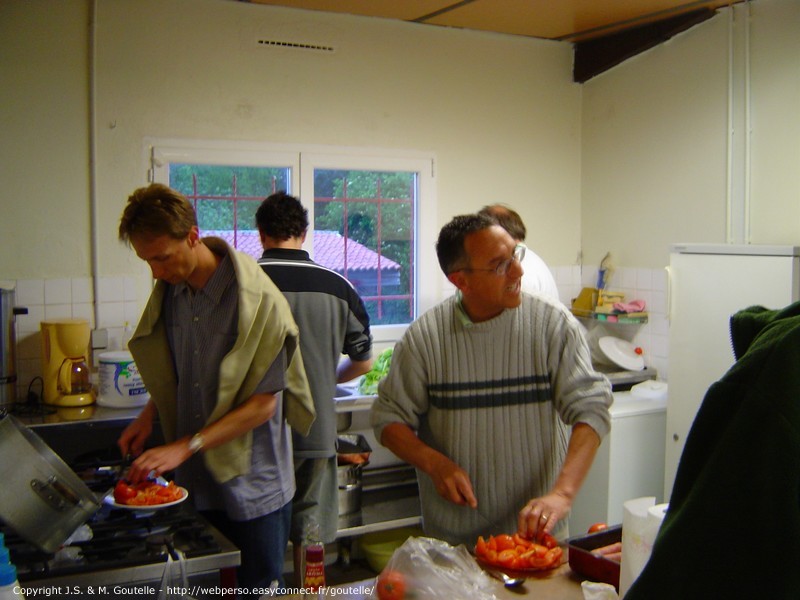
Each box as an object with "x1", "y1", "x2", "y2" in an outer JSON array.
[
  {"x1": 513, "y1": 533, "x2": 532, "y2": 548},
  {"x1": 494, "y1": 534, "x2": 515, "y2": 551},
  {"x1": 476, "y1": 536, "x2": 487, "y2": 557},
  {"x1": 496, "y1": 549, "x2": 517, "y2": 568}
]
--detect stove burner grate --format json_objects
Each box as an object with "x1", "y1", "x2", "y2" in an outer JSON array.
[{"x1": 3, "y1": 504, "x2": 223, "y2": 583}]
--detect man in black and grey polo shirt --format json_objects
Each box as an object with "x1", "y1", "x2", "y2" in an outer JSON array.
[{"x1": 256, "y1": 192, "x2": 373, "y2": 583}]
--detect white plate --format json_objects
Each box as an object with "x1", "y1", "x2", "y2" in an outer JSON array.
[
  {"x1": 105, "y1": 486, "x2": 189, "y2": 511},
  {"x1": 598, "y1": 336, "x2": 644, "y2": 371}
]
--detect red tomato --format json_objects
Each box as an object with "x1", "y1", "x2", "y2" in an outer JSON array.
[
  {"x1": 588, "y1": 522, "x2": 608, "y2": 534},
  {"x1": 494, "y1": 534, "x2": 515, "y2": 551},
  {"x1": 475, "y1": 536, "x2": 488, "y2": 557},
  {"x1": 540, "y1": 532, "x2": 558, "y2": 549},
  {"x1": 531, "y1": 543, "x2": 548, "y2": 558},
  {"x1": 113, "y1": 481, "x2": 136, "y2": 503},
  {"x1": 527, "y1": 553, "x2": 551, "y2": 568},
  {"x1": 513, "y1": 533, "x2": 532, "y2": 549},
  {"x1": 545, "y1": 546, "x2": 563, "y2": 565},
  {"x1": 376, "y1": 570, "x2": 406, "y2": 600},
  {"x1": 496, "y1": 549, "x2": 517, "y2": 568}
]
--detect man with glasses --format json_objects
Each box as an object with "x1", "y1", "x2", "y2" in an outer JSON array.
[{"x1": 371, "y1": 213, "x2": 611, "y2": 546}]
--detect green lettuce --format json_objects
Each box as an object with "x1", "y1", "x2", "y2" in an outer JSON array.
[{"x1": 358, "y1": 347, "x2": 394, "y2": 395}]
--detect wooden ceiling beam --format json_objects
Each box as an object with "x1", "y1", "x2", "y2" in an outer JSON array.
[{"x1": 573, "y1": 8, "x2": 717, "y2": 84}]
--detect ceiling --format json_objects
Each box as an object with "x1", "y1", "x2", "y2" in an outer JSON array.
[
  {"x1": 243, "y1": 0, "x2": 738, "y2": 43},
  {"x1": 243, "y1": 0, "x2": 740, "y2": 81}
]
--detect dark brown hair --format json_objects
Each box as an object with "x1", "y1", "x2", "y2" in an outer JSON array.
[
  {"x1": 118, "y1": 183, "x2": 197, "y2": 243},
  {"x1": 436, "y1": 213, "x2": 496, "y2": 275}
]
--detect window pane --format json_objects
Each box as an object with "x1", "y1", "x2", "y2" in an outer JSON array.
[
  {"x1": 167, "y1": 163, "x2": 290, "y2": 258},
  {"x1": 313, "y1": 168, "x2": 416, "y2": 326},
  {"x1": 169, "y1": 164, "x2": 289, "y2": 198}
]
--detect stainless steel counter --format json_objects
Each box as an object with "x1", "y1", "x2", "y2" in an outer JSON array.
[{"x1": 13, "y1": 404, "x2": 145, "y2": 428}]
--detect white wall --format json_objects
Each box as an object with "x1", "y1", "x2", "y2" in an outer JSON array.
[
  {"x1": 2, "y1": 0, "x2": 798, "y2": 394},
  {"x1": 0, "y1": 0, "x2": 92, "y2": 276},
  {"x1": 581, "y1": 0, "x2": 800, "y2": 270},
  {"x1": 1, "y1": 0, "x2": 582, "y2": 396},
  {"x1": 92, "y1": 0, "x2": 582, "y2": 278}
]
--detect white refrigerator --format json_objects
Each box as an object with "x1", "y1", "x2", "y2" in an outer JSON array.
[{"x1": 664, "y1": 243, "x2": 800, "y2": 498}]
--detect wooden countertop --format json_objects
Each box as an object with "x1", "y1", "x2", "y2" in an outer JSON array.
[{"x1": 286, "y1": 563, "x2": 585, "y2": 599}]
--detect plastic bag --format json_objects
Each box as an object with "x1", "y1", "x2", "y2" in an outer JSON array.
[
  {"x1": 369, "y1": 536, "x2": 497, "y2": 600},
  {"x1": 157, "y1": 550, "x2": 197, "y2": 600}
]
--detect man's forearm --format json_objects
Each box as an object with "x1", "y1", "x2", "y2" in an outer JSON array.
[
  {"x1": 193, "y1": 393, "x2": 278, "y2": 452},
  {"x1": 551, "y1": 422, "x2": 601, "y2": 501},
  {"x1": 337, "y1": 357, "x2": 373, "y2": 383},
  {"x1": 380, "y1": 422, "x2": 442, "y2": 475}
]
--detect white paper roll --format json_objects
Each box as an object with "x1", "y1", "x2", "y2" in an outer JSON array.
[{"x1": 619, "y1": 497, "x2": 668, "y2": 598}]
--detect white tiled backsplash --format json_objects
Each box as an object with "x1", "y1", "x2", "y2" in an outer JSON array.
[
  {"x1": 5, "y1": 266, "x2": 669, "y2": 401},
  {"x1": 573, "y1": 266, "x2": 670, "y2": 380},
  {"x1": 5, "y1": 276, "x2": 145, "y2": 401}
]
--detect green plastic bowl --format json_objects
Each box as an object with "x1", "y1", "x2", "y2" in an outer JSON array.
[{"x1": 358, "y1": 526, "x2": 424, "y2": 573}]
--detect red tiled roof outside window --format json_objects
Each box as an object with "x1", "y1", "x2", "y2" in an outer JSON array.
[{"x1": 203, "y1": 230, "x2": 401, "y2": 272}]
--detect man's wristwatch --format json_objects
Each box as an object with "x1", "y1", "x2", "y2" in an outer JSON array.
[{"x1": 188, "y1": 433, "x2": 205, "y2": 454}]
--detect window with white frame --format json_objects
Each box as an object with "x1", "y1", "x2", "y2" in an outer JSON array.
[{"x1": 148, "y1": 140, "x2": 438, "y2": 342}]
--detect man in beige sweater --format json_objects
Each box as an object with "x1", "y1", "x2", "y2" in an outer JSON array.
[{"x1": 117, "y1": 183, "x2": 313, "y2": 593}]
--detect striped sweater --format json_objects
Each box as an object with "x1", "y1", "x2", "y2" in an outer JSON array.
[{"x1": 371, "y1": 293, "x2": 612, "y2": 545}]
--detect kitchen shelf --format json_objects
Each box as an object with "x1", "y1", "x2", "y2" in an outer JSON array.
[
  {"x1": 573, "y1": 311, "x2": 648, "y2": 324},
  {"x1": 336, "y1": 482, "x2": 421, "y2": 538}
]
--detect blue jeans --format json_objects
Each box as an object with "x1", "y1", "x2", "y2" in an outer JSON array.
[{"x1": 202, "y1": 502, "x2": 291, "y2": 594}]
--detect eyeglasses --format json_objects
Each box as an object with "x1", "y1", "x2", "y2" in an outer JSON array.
[{"x1": 456, "y1": 244, "x2": 526, "y2": 276}]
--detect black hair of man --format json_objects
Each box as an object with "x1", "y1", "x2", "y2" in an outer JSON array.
[
  {"x1": 435, "y1": 213, "x2": 497, "y2": 275},
  {"x1": 255, "y1": 191, "x2": 309, "y2": 240}
]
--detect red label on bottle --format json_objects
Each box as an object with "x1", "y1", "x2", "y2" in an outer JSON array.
[{"x1": 304, "y1": 545, "x2": 325, "y2": 591}]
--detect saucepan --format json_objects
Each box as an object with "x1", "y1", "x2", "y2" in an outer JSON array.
[
  {"x1": 336, "y1": 434, "x2": 372, "y2": 515},
  {"x1": 0, "y1": 411, "x2": 100, "y2": 552}
]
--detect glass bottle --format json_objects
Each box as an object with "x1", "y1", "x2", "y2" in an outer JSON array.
[{"x1": 301, "y1": 519, "x2": 325, "y2": 592}]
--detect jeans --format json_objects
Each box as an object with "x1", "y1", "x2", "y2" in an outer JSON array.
[{"x1": 202, "y1": 501, "x2": 292, "y2": 594}]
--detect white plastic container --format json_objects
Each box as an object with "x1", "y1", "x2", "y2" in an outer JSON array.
[{"x1": 96, "y1": 351, "x2": 149, "y2": 408}]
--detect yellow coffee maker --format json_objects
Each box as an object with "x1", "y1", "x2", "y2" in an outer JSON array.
[{"x1": 40, "y1": 319, "x2": 95, "y2": 406}]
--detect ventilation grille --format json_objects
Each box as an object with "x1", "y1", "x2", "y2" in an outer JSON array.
[{"x1": 257, "y1": 39, "x2": 335, "y2": 53}]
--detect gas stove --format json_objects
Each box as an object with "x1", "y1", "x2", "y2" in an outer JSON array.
[
  {"x1": 1, "y1": 463, "x2": 240, "y2": 599},
  {"x1": 2, "y1": 502, "x2": 239, "y2": 599}
]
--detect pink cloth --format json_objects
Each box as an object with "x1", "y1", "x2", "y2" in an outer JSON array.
[{"x1": 613, "y1": 299, "x2": 646, "y2": 313}]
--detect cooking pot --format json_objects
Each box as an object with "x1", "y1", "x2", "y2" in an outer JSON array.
[
  {"x1": 0, "y1": 412, "x2": 100, "y2": 552},
  {"x1": 336, "y1": 434, "x2": 371, "y2": 516}
]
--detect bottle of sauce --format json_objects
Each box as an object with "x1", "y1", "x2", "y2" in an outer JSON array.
[{"x1": 302, "y1": 519, "x2": 325, "y2": 592}]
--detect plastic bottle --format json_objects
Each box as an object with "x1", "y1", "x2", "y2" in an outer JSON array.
[
  {"x1": 0, "y1": 564, "x2": 24, "y2": 599},
  {"x1": 301, "y1": 519, "x2": 325, "y2": 592},
  {"x1": 0, "y1": 534, "x2": 24, "y2": 600}
]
